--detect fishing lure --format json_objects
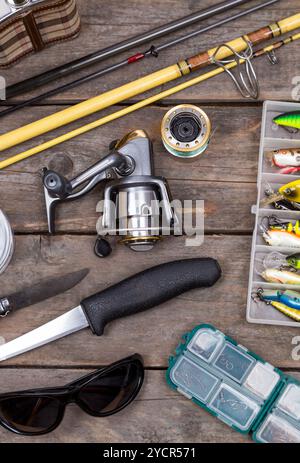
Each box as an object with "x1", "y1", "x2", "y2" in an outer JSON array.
[
  {"x1": 276, "y1": 221, "x2": 300, "y2": 235},
  {"x1": 265, "y1": 216, "x2": 300, "y2": 235},
  {"x1": 261, "y1": 251, "x2": 300, "y2": 271},
  {"x1": 263, "y1": 230, "x2": 300, "y2": 248},
  {"x1": 273, "y1": 111, "x2": 300, "y2": 131},
  {"x1": 261, "y1": 268, "x2": 300, "y2": 285},
  {"x1": 266, "y1": 148, "x2": 300, "y2": 174},
  {"x1": 257, "y1": 289, "x2": 300, "y2": 310},
  {"x1": 286, "y1": 253, "x2": 300, "y2": 270},
  {"x1": 261, "y1": 180, "x2": 300, "y2": 210},
  {"x1": 279, "y1": 179, "x2": 300, "y2": 203},
  {"x1": 270, "y1": 301, "x2": 300, "y2": 322},
  {"x1": 254, "y1": 289, "x2": 300, "y2": 322}
]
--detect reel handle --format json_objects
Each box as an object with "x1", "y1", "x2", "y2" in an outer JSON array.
[{"x1": 43, "y1": 170, "x2": 72, "y2": 199}]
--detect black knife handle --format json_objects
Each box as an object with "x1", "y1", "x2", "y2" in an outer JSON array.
[{"x1": 81, "y1": 258, "x2": 221, "y2": 336}]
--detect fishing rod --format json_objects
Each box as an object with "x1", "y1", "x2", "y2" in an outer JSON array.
[
  {"x1": 4, "y1": 0, "x2": 253, "y2": 99},
  {"x1": 0, "y1": 12, "x2": 300, "y2": 152},
  {"x1": 0, "y1": 0, "x2": 280, "y2": 119},
  {"x1": 1, "y1": 31, "x2": 299, "y2": 171}
]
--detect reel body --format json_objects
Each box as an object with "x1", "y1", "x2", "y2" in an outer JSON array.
[{"x1": 43, "y1": 130, "x2": 177, "y2": 256}]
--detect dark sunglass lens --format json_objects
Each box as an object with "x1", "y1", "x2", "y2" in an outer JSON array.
[
  {"x1": 0, "y1": 396, "x2": 62, "y2": 434},
  {"x1": 78, "y1": 363, "x2": 142, "y2": 415}
]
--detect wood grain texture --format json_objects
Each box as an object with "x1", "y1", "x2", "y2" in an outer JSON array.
[
  {"x1": 0, "y1": 0, "x2": 299, "y2": 444},
  {"x1": 0, "y1": 0, "x2": 299, "y2": 104},
  {"x1": 0, "y1": 368, "x2": 299, "y2": 443},
  {"x1": 0, "y1": 235, "x2": 299, "y2": 369},
  {"x1": 0, "y1": 105, "x2": 261, "y2": 183},
  {"x1": 0, "y1": 104, "x2": 259, "y2": 233}
]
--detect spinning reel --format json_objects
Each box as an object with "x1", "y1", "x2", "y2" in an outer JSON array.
[{"x1": 43, "y1": 130, "x2": 178, "y2": 257}]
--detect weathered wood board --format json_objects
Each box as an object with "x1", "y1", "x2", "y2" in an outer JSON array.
[
  {"x1": 0, "y1": 105, "x2": 259, "y2": 234},
  {"x1": 0, "y1": 234, "x2": 299, "y2": 370},
  {"x1": 0, "y1": 369, "x2": 299, "y2": 444},
  {"x1": 1, "y1": 0, "x2": 299, "y2": 103},
  {"x1": 0, "y1": 0, "x2": 299, "y2": 444}
]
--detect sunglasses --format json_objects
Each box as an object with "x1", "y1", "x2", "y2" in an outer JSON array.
[{"x1": 0, "y1": 354, "x2": 144, "y2": 436}]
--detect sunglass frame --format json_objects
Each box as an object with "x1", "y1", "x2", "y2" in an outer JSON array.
[{"x1": 0, "y1": 354, "x2": 144, "y2": 436}]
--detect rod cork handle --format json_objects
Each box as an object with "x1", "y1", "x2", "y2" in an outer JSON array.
[{"x1": 187, "y1": 13, "x2": 300, "y2": 71}]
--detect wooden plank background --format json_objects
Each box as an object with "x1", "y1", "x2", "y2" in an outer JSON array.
[{"x1": 0, "y1": 0, "x2": 299, "y2": 443}]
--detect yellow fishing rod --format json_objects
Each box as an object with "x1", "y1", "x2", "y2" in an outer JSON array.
[
  {"x1": 0, "y1": 12, "x2": 299, "y2": 152},
  {"x1": 0, "y1": 31, "x2": 299, "y2": 171}
]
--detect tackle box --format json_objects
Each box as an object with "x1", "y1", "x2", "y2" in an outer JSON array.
[
  {"x1": 247, "y1": 100, "x2": 300, "y2": 327},
  {"x1": 167, "y1": 324, "x2": 300, "y2": 443}
]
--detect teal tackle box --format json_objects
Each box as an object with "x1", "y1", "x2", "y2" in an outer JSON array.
[{"x1": 167, "y1": 324, "x2": 300, "y2": 443}]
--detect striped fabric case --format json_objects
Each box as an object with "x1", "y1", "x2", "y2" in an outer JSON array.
[{"x1": 0, "y1": 0, "x2": 80, "y2": 67}]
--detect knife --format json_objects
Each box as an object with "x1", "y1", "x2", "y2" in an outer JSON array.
[
  {"x1": 0, "y1": 268, "x2": 89, "y2": 317},
  {"x1": 0, "y1": 258, "x2": 221, "y2": 362}
]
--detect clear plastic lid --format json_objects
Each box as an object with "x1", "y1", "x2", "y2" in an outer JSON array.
[
  {"x1": 213, "y1": 343, "x2": 255, "y2": 384},
  {"x1": 0, "y1": 210, "x2": 14, "y2": 274},
  {"x1": 244, "y1": 363, "x2": 280, "y2": 400},
  {"x1": 171, "y1": 356, "x2": 219, "y2": 404},
  {"x1": 277, "y1": 384, "x2": 300, "y2": 421},
  {"x1": 256, "y1": 412, "x2": 300, "y2": 443},
  {"x1": 187, "y1": 328, "x2": 224, "y2": 363},
  {"x1": 209, "y1": 383, "x2": 260, "y2": 431}
]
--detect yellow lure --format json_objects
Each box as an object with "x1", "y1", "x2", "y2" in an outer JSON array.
[
  {"x1": 279, "y1": 180, "x2": 300, "y2": 204},
  {"x1": 271, "y1": 301, "x2": 300, "y2": 323}
]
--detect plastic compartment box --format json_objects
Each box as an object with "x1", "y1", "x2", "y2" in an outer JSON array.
[
  {"x1": 247, "y1": 100, "x2": 300, "y2": 327},
  {"x1": 167, "y1": 325, "x2": 300, "y2": 443}
]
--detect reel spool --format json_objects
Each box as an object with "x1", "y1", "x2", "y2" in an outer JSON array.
[
  {"x1": 0, "y1": 210, "x2": 14, "y2": 274},
  {"x1": 161, "y1": 104, "x2": 211, "y2": 159}
]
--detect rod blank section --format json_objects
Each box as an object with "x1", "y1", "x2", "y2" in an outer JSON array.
[
  {"x1": 0, "y1": 65, "x2": 182, "y2": 151},
  {"x1": 1, "y1": 12, "x2": 300, "y2": 152},
  {"x1": 0, "y1": 0, "x2": 280, "y2": 119},
  {"x1": 5, "y1": 0, "x2": 251, "y2": 98}
]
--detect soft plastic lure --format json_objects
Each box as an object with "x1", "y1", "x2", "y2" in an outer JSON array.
[
  {"x1": 273, "y1": 111, "x2": 300, "y2": 131},
  {"x1": 263, "y1": 230, "x2": 300, "y2": 248},
  {"x1": 270, "y1": 301, "x2": 300, "y2": 322},
  {"x1": 261, "y1": 268, "x2": 300, "y2": 285},
  {"x1": 267, "y1": 148, "x2": 300, "y2": 174},
  {"x1": 258, "y1": 289, "x2": 300, "y2": 310}
]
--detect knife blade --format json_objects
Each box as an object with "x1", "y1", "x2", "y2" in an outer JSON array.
[
  {"x1": 0, "y1": 258, "x2": 221, "y2": 362},
  {"x1": 0, "y1": 268, "x2": 89, "y2": 317}
]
